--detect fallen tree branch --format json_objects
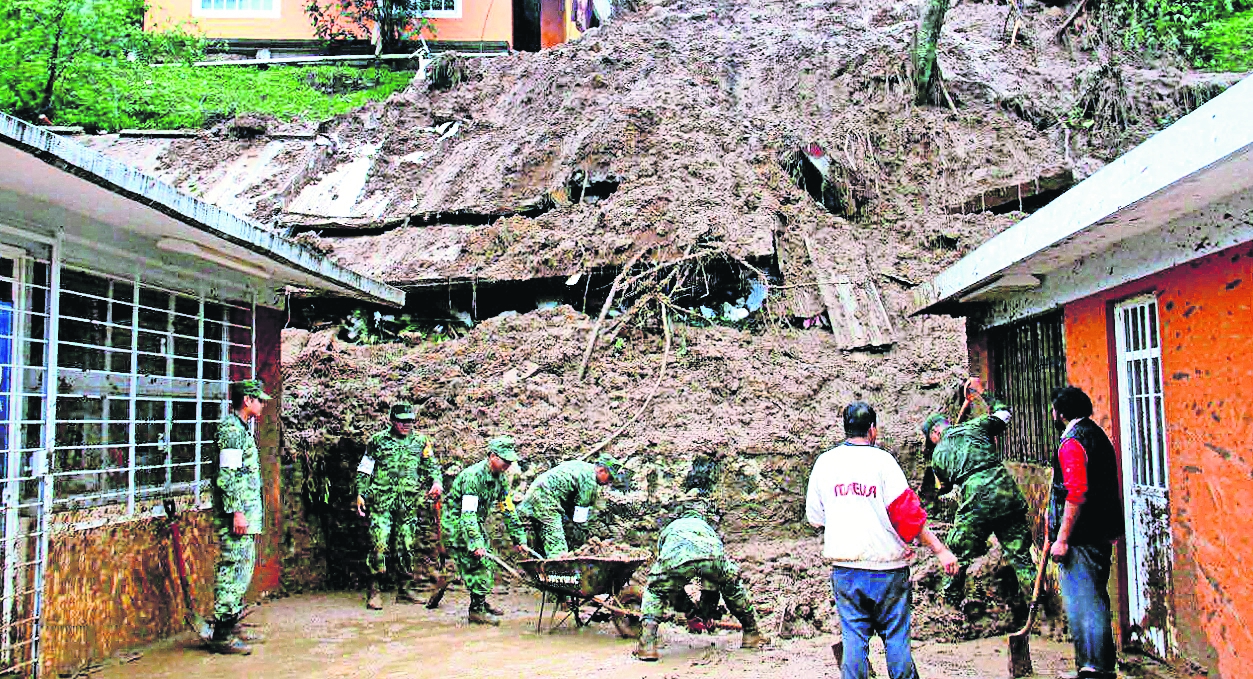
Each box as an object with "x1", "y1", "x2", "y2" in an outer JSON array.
[
  {"x1": 577, "y1": 247, "x2": 650, "y2": 381},
  {"x1": 583, "y1": 301, "x2": 672, "y2": 460},
  {"x1": 1053, "y1": 0, "x2": 1087, "y2": 42}
]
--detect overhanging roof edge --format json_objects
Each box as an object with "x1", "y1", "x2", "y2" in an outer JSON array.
[
  {"x1": 911, "y1": 74, "x2": 1253, "y2": 317},
  {"x1": 0, "y1": 113, "x2": 404, "y2": 307}
]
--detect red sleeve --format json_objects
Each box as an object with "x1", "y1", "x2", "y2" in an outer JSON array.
[
  {"x1": 887, "y1": 489, "x2": 927, "y2": 543},
  {"x1": 1059, "y1": 438, "x2": 1089, "y2": 505}
]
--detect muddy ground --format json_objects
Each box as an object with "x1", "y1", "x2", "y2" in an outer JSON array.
[{"x1": 90, "y1": 588, "x2": 1078, "y2": 679}]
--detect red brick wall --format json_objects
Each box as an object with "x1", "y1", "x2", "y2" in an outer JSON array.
[{"x1": 1062, "y1": 241, "x2": 1253, "y2": 676}]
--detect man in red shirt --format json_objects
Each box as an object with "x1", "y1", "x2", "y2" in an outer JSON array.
[{"x1": 1049, "y1": 386, "x2": 1124, "y2": 679}]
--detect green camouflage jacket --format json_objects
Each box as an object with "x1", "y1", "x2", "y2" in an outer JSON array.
[
  {"x1": 357, "y1": 428, "x2": 441, "y2": 505},
  {"x1": 931, "y1": 393, "x2": 1027, "y2": 518},
  {"x1": 648, "y1": 516, "x2": 726, "y2": 576},
  {"x1": 518, "y1": 460, "x2": 600, "y2": 521},
  {"x1": 214, "y1": 413, "x2": 264, "y2": 535},
  {"x1": 441, "y1": 458, "x2": 526, "y2": 553}
]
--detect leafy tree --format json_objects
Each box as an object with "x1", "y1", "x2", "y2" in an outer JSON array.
[
  {"x1": 0, "y1": 0, "x2": 205, "y2": 121},
  {"x1": 306, "y1": 0, "x2": 434, "y2": 54}
]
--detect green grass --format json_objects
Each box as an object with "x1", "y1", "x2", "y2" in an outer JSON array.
[
  {"x1": 55, "y1": 64, "x2": 415, "y2": 131},
  {"x1": 1198, "y1": 9, "x2": 1253, "y2": 71}
]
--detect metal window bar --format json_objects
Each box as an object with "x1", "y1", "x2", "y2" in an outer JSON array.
[
  {"x1": 49, "y1": 265, "x2": 256, "y2": 513},
  {"x1": 989, "y1": 310, "x2": 1067, "y2": 464}
]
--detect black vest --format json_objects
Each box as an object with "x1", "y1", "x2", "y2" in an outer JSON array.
[{"x1": 1048, "y1": 418, "x2": 1125, "y2": 545}]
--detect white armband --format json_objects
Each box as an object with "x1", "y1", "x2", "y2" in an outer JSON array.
[
  {"x1": 357, "y1": 455, "x2": 376, "y2": 476},
  {"x1": 573, "y1": 506, "x2": 591, "y2": 523},
  {"x1": 219, "y1": 449, "x2": 243, "y2": 469},
  {"x1": 993, "y1": 410, "x2": 1012, "y2": 424},
  {"x1": 462, "y1": 495, "x2": 480, "y2": 513}
]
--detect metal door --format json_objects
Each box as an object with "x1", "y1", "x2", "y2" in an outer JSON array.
[{"x1": 1114, "y1": 295, "x2": 1175, "y2": 658}]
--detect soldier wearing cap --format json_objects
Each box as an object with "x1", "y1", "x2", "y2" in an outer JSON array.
[
  {"x1": 516, "y1": 455, "x2": 622, "y2": 557},
  {"x1": 356, "y1": 402, "x2": 443, "y2": 610},
  {"x1": 921, "y1": 377, "x2": 1036, "y2": 617},
  {"x1": 634, "y1": 495, "x2": 768, "y2": 661},
  {"x1": 439, "y1": 436, "x2": 529, "y2": 625},
  {"x1": 207, "y1": 379, "x2": 271, "y2": 655}
]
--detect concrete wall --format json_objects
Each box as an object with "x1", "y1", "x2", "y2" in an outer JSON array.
[
  {"x1": 40, "y1": 302, "x2": 285, "y2": 675},
  {"x1": 146, "y1": 0, "x2": 516, "y2": 45},
  {"x1": 1063, "y1": 241, "x2": 1253, "y2": 678}
]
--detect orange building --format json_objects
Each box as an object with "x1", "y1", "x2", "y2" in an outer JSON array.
[
  {"x1": 914, "y1": 75, "x2": 1253, "y2": 678},
  {"x1": 145, "y1": 0, "x2": 588, "y2": 51}
]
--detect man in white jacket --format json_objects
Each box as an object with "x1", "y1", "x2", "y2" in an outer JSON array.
[{"x1": 806, "y1": 401, "x2": 959, "y2": 679}]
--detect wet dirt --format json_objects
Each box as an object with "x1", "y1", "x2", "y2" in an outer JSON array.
[{"x1": 90, "y1": 588, "x2": 1077, "y2": 679}]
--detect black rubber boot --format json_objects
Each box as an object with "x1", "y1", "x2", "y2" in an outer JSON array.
[
  {"x1": 633, "y1": 619, "x2": 660, "y2": 661},
  {"x1": 737, "y1": 611, "x2": 770, "y2": 649},
  {"x1": 468, "y1": 594, "x2": 500, "y2": 626},
  {"x1": 207, "y1": 616, "x2": 252, "y2": 655}
]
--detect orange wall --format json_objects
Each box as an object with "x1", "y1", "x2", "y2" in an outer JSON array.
[
  {"x1": 146, "y1": 0, "x2": 514, "y2": 44},
  {"x1": 1063, "y1": 241, "x2": 1253, "y2": 677}
]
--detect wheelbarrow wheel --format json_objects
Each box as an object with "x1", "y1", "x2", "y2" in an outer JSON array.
[{"x1": 612, "y1": 586, "x2": 644, "y2": 639}]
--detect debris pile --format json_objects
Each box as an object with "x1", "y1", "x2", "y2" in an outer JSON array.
[{"x1": 567, "y1": 538, "x2": 652, "y2": 561}]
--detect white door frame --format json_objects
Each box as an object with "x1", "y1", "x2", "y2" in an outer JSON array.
[{"x1": 1113, "y1": 294, "x2": 1176, "y2": 659}]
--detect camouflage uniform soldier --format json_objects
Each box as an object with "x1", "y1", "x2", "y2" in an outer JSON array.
[
  {"x1": 355, "y1": 402, "x2": 443, "y2": 610},
  {"x1": 516, "y1": 455, "x2": 621, "y2": 557},
  {"x1": 440, "y1": 436, "x2": 529, "y2": 625},
  {"x1": 921, "y1": 378, "x2": 1036, "y2": 613},
  {"x1": 634, "y1": 500, "x2": 768, "y2": 662},
  {"x1": 208, "y1": 379, "x2": 271, "y2": 656}
]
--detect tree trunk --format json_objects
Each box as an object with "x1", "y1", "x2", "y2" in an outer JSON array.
[
  {"x1": 912, "y1": 0, "x2": 951, "y2": 106},
  {"x1": 39, "y1": 18, "x2": 68, "y2": 115}
]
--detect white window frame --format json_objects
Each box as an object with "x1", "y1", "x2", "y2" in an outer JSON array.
[
  {"x1": 49, "y1": 265, "x2": 257, "y2": 517},
  {"x1": 192, "y1": 0, "x2": 281, "y2": 20},
  {"x1": 418, "y1": 0, "x2": 463, "y2": 19}
]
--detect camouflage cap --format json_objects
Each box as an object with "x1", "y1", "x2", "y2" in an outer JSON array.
[
  {"x1": 920, "y1": 413, "x2": 948, "y2": 438},
  {"x1": 594, "y1": 454, "x2": 624, "y2": 477},
  {"x1": 389, "y1": 402, "x2": 416, "y2": 421},
  {"x1": 230, "y1": 379, "x2": 272, "y2": 401},
  {"x1": 487, "y1": 436, "x2": 519, "y2": 462}
]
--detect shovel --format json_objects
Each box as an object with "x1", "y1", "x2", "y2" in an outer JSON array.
[
  {"x1": 1008, "y1": 538, "x2": 1051, "y2": 677},
  {"x1": 426, "y1": 498, "x2": 453, "y2": 609},
  {"x1": 162, "y1": 498, "x2": 212, "y2": 643}
]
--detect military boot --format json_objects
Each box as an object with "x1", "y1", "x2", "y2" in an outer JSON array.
[
  {"x1": 366, "y1": 579, "x2": 384, "y2": 610},
  {"x1": 482, "y1": 599, "x2": 505, "y2": 616},
  {"x1": 468, "y1": 594, "x2": 500, "y2": 626},
  {"x1": 737, "y1": 611, "x2": 770, "y2": 649},
  {"x1": 207, "y1": 616, "x2": 252, "y2": 655},
  {"x1": 633, "y1": 619, "x2": 660, "y2": 661}
]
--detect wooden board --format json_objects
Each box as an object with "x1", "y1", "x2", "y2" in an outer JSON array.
[{"x1": 803, "y1": 229, "x2": 895, "y2": 350}]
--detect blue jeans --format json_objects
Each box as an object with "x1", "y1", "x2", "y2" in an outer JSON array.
[
  {"x1": 1057, "y1": 543, "x2": 1117, "y2": 674},
  {"x1": 830, "y1": 566, "x2": 918, "y2": 679}
]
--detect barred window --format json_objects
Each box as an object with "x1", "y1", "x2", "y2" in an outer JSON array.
[
  {"x1": 50, "y1": 267, "x2": 254, "y2": 512},
  {"x1": 989, "y1": 310, "x2": 1067, "y2": 465},
  {"x1": 194, "y1": 0, "x2": 277, "y2": 15},
  {"x1": 418, "y1": 0, "x2": 461, "y2": 17}
]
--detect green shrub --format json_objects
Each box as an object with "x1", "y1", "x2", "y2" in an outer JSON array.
[
  {"x1": 53, "y1": 64, "x2": 415, "y2": 131},
  {"x1": 1100, "y1": 0, "x2": 1253, "y2": 63},
  {"x1": 1197, "y1": 9, "x2": 1253, "y2": 70}
]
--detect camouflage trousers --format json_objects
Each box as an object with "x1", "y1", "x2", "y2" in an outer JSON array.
[
  {"x1": 367, "y1": 495, "x2": 431, "y2": 581},
  {"x1": 213, "y1": 528, "x2": 256, "y2": 619},
  {"x1": 523, "y1": 513, "x2": 571, "y2": 557},
  {"x1": 943, "y1": 508, "x2": 1037, "y2": 604},
  {"x1": 641, "y1": 557, "x2": 755, "y2": 621},
  {"x1": 447, "y1": 545, "x2": 496, "y2": 596}
]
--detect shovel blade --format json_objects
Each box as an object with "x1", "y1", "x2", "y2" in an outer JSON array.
[{"x1": 1007, "y1": 632, "x2": 1033, "y2": 677}]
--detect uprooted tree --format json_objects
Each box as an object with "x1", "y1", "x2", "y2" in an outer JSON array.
[
  {"x1": 911, "y1": 0, "x2": 951, "y2": 106},
  {"x1": 306, "y1": 0, "x2": 434, "y2": 54}
]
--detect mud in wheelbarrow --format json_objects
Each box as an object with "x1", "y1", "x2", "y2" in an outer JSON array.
[{"x1": 516, "y1": 557, "x2": 647, "y2": 638}]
